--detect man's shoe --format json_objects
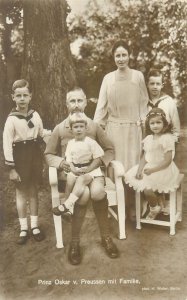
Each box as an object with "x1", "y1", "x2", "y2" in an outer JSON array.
[
  {"x1": 68, "y1": 242, "x2": 81, "y2": 265},
  {"x1": 17, "y1": 230, "x2": 29, "y2": 245},
  {"x1": 101, "y1": 237, "x2": 119, "y2": 258}
]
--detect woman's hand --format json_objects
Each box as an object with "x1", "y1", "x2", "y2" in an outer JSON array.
[
  {"x1": 135, "y1": 172, "x2": 143, "y2": 180},
  {"x1": 144, "y1": 167, "x2": 153, "y2": 176},
  {"x1": 9, "y1": 169, "x2": 21, "y2": 182}
]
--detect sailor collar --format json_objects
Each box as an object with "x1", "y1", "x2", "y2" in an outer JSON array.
[
  {"x1": 9, "y1": 108, "x2": 35, "y2": 128},
  {"x1": 148, "y1": 94, "x2": 168, "y2": 108}
]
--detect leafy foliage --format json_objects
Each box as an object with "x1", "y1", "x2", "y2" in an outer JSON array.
[
  {"x1": 69, "y1": 0, "x2": 187, "y2": 105},
  {"x1": 0, "y1": 0, "x2": 186, "y2": 123},
  {"x1": 0, "y1": 0, "x2": 23, "y2": 59}
]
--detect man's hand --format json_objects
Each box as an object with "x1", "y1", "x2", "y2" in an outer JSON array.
[
  {"x1": 9, "y1": 169, "x2": 21, "y2": 182},
  {"x1": 59, "y1": 160, "x2": 71, "y2": 173}
]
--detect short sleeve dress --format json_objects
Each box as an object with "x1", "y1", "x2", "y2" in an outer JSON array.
[
  {"x1": 125, "y1": 133, "x2": 180, "y2": 193},
  {"x1": 94, "y1": 69, "x2": 148, "y2": 172}
]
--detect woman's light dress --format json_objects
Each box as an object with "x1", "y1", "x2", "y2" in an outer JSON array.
[{"x1": 94, "y1": 69, "x2": 148, "y2": 172}]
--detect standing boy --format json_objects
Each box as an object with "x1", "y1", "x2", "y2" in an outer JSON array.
[
  {"x1": 147, "y1": 69, "x2": 180, "y2": 141},
  {"x1": 3, "y1": 79, "x2": 49, "y2": 244}
]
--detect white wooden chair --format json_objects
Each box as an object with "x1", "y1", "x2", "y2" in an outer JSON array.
[
  {"x1": 135, "y1": 174, "x2": 184, "y2": 235},
  {"x1": 49, "y1": 160, "x2": 126, "y2": 248}
]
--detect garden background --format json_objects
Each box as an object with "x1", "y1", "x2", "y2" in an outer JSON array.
[{"x1": 0, "y1": 1, "x2": 187, "y2": 299}]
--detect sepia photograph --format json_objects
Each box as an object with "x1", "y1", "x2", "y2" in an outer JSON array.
[{"x1": 0, "y1": 0, "x2": 187, "y2": 299}]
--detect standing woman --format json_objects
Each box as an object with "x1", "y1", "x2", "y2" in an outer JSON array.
[{"x1": 94, "y1": 40, "x2": 149, "y2": 217}]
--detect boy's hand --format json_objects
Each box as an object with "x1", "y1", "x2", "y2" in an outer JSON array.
[
  {"x1": 72, "y1": 167, "x2": 86, "y2": 176},
  {"x1": 69, "y1": 165, "x2": 82, "y2": 176},
  {"x1": 9, "y1": 169, "x2": 21, "y2": 182},
  {"x1": 82, "y1": 166, "x2": 90, "y2": 174},
  {"x1": 144, "y1": 167, "x2": 153, "y2": 175}
]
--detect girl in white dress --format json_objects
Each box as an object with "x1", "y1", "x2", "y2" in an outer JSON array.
[{"x1": 125, "y1": 108, "x2": 180, "y2": 220}]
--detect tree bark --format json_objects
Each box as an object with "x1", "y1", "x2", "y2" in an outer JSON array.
[{"x1": 22, "y1": 0, "x2": 77, "y2": 128}]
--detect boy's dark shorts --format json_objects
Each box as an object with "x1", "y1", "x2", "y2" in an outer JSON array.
[{"x1": 13, "y1": 139, "x2": 43, "y2": 185}]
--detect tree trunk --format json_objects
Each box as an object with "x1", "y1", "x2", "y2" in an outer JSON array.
[{"x1": 22, "y1": 0, "x2": 77, "y2": 128}]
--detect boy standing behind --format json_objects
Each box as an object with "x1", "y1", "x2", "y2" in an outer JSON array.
[{"x1": 147, "y1": 69, "x2": 180, "y2": 141}]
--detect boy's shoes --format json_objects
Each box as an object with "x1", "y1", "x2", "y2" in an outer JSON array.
[
  {"x1": 52, "y1": 205, "x2": 64, "y2": 216},
  {"x1": 17, "y1": 230, "x2": 29, "y2": 245},
  {"x1": 68, "y1": 241, "x2": 81, "y2": 265},
  {"x1": 101, "y1": 237, "x2": 119, "y2": 258},
  {"x1": 31, "y1": 227, "x2": 45, "y2": 242},
  {"x1": 53, "y1": 204, "x2": 73, "y2": 221},
  {"x1": 146, "y1": 205, "x2": 161, "y2": 220}
]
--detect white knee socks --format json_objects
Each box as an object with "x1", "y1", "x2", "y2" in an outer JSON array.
[
  {"x1": 58, "y1": 193, "x2": 78, "y2": 214},
  {"x1": 65, "y1": 193, "x2": 78, "y2": 207},
  {"x1": 30, "y1": 215, "x2": 40, "y2": 234},
  {"x1": 19, "y1": 216, "x2": 40, "y2": 235},
  {"x1": 19, "y1": 217, "x2": 28, "y2": 236}
]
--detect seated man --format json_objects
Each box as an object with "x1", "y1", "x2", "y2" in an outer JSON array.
[{"x1": 45, "y1": 87, "x2": 119, "y2": 265}]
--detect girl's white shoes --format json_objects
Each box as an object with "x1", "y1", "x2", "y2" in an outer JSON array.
[{"x1": 146, "y1": 205, "x2": 161, "y2": 220}]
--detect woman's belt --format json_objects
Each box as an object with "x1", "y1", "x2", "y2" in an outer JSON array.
[{"x1": 108, "y1": 116, "x2": 142, "y2": 126}]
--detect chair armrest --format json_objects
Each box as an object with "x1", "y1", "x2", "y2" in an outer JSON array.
[
  {"x1": 49, "y1": 167, "x2": 64, "y2": 248},
  {"x1": 109, "y1": 160, "x2": 125, "y2": 178},
  {"x1": 49, "y1": 167, "x2": 58, "y2": 186}
]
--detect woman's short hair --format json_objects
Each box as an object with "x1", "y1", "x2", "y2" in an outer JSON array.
[
  {"x1": 12, "y1": 79, "x2": 31, "y2": 93},
  {"x1": 112, "y1": 40, "x2": 130, "y2": 56},
  {"x1": 145, "y1": 107, "x2": 171, "y2": 135},
  {"x1": 69, "y1": 112, "x2": 87, "y2": 128}
]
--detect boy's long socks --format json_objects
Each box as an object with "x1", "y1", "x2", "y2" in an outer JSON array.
[
  {"x1": 30, "y1": 215, "x2": 40, "y2": 234},
  {"x1": 19, "y1": 217, "x2": 28, "y2": 236}
]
